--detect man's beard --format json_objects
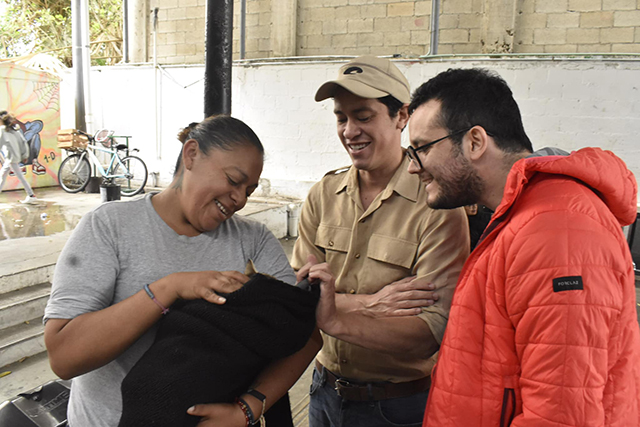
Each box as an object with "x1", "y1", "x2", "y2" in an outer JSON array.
[{"x1": 427, "y1": 152, "x2": 484, "y2": 210}]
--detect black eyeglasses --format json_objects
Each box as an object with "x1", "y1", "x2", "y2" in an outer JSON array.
[{"x1": 407, "y1": 127, "x2": 495, "y2": 170}]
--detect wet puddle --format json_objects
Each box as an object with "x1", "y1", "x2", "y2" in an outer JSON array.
[{"x1": 0, "y1": 202, "x2": 82, "y2": 241}]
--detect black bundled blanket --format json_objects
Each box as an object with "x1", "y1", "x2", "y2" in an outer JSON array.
[{"x1": 118, "y1": 273, "x2": 319, "y2": 427}]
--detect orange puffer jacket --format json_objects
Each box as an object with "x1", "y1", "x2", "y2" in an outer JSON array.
[{"x1": 424, "y1": 147, "x2": 640, "y2": 427}]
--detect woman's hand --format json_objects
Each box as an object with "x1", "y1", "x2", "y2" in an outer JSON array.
[
  {"x1": 188, "y1": 402, "x2": 247, "y2": 427},
  {"x1": 155, "y1": 270, "x2": 249, "y2": 305}
]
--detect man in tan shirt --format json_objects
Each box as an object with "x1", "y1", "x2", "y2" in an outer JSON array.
[{"x1": 292, "y1": 56, "x2": 470, "y2": 427}]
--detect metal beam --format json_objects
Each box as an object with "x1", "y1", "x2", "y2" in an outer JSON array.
[{"x1": 204, "y1": 0, "x2": 233, "y2": 117}]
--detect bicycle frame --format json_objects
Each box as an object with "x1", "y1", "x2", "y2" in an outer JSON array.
[{"x1": 70, "y1": 143, "x2": 129, "y2": 180}]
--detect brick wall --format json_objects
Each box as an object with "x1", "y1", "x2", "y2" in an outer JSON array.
[
  {"x1": 515, "y1": 0, "x2": 640, "y2": 53},
  {"x1": 148, "y1": 0, "x2": 639, "y2": 64}
]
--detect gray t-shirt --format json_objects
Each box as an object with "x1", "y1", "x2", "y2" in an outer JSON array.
[{"x1": 44, "y1": 193, "x2": 296, "y2": 427}]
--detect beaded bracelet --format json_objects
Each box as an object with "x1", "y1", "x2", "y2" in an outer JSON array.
[
  {"x1": 143, "y1": 284, "x2": 169, "y2": 315},
  {"x1": 235, "y1": 398, "x2": 251, "y2": 427}
]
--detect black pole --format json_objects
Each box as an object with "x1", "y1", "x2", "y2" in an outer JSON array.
[{"x1": 204, "y1": 0, "x2": 233, "y2": 117}]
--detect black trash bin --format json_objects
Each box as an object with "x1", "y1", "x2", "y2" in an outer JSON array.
[{"x1": 100, "y1": 181, "x2": 121, "y2": 203}]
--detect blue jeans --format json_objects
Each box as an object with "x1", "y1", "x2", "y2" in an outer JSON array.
[{"x1": 308, "y1": 367, "x2": 428, "y2": 427}]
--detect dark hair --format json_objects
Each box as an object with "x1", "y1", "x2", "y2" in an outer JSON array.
[
  {"x1": 0, "y1": 110, "x2": 13, "y2": 127},
  {"x1": 409, "y1": 68, "x2": 533, "y2": 153},
  {"x1": 376, "y1": 95, "x2": 404, "y2": 118},
  {"x1": 174, "y1": 115, "x2": 264, "y2": 176}
]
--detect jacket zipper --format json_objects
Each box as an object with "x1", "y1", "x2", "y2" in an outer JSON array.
[{"x1": 499, "y1": 388, "x2": 516, "y2": 427}]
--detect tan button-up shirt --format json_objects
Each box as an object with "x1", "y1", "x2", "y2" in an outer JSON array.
[{"x1": 292, "y1": 156, "x2": 470, "y2": 383}]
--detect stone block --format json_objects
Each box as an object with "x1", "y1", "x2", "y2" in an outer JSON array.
[
  {"x1": 576, "y1": 43, "x2": 610, "y2": 52},
  {"x1": 515, "y1": 28, "x2": 534, "y2": 45},
  {"x1": 161, "y1": 55, "x2": 185, "y2": 64},
  {"x1": 469, "y1": 28, "x2": 482, "y2": 43},
  {"x1": 259, "y1": 12, "x2": 272, "y2": 26},
  {"x1": 349, "y1": 0, "x2": 376, "y2": 4},
  {"x1": 383, "y1": 31, "x2": 411, "y2": 46},
  {"x1": 258, "y1": 38, "x2": 271, "y2": 51},
  {"x1": 568, "y1": 0, "x2": 602, "y2": 10},
  {"x1": 518, "y1": 1, "x2": 535, "y2": 14},
  {"x1": 580, "y1": 11, "x2": 614, "y2": 28},
  {"x1": 601, "y1": 27, "x2": 635, "y2": 43},
  {"x1": 186, "y1": 6, "x2": 205, "y2": 18},
  {"x1": 157, "y1": 44, "x2": 177, "y2": 56},
  {"x1": 348, "y1": 18, "x2": 374, "y2": 33},
  {"x1": 244, "y1": 12, "x2": 259, "y2": 27},
  {"x1": 388, "y1": 2, "x2": 415, "y2": 16},
  {"x1": 358, "y1": 31, "x2": 384, "y2": 46},
  {"x1": 439, "y1": 14, "x2": 460, "y2": 29},
  {"x1": 637, "y1": 27, "x2": 640, "y2": 42},
  {"x1": 184, "y1": 54, "x2": 204, "y2": 64},
  {"x1": 411, "y1": 30, "x2": 430, "y2": 45},
  {"x1": 515, "y1": 43, "x2": 545, "y2": 53},
  {"x1": 323, "y1": 19, "x2": 348, "y2": 34},
  {"x1": 547, "y1": 12, "x2": 580, "y2": 28},
  {"x1": 361, "y1": 4, "x2": 387, "y2": 18},
  {"x1": 332, "y1": 33, "x2": 359, "y2": 47},
  {"x1": 442, "y1": 0, "x2": 474, "y2": 14},
  {"x1": 307, "y1": 7, "x2": 337, "y2": 21},
  {"x1": 544, "y1": 43, "x2": 578, "y2": 52},
  {"x1": 158, "y1": 20, "x2": 176, "y2": 34},
  {"x1": 324, "y1": 0, "x2": 349, "y2": 6},
  {"x1": 248, "y1": 24, "x2": 270, "y2": 39},
  {"x1": 299, "y1": 21, "x2": 323, "y2": 36},
  {"x1": 612, "y1": 43, "x2": 640, "y2": 52},
  {"x1": 535, "y1": 0, "x2": 568, "y2": 13},
  {"x1": 459, "y1": 13, "x2": 483, "y2": 29},
  {"x1": 415, "y1": 0, "x2": 431, "y2": 15},
  {"x1": 566, "y1": 28, "x2": 600, "y2": 43},
  {"x1": 517, "y1": 13, "x2": 547, "y2": 29},
  {"x1": 166, "y1": 31, "x2": 186, "y2": 44},
  {"x1": 614, "y1": 10, "x2": 640, "y2": 27},
  {"x1": 439, "y1": 28, "x2": 469, "y2": 43},
  {"x1": 374, "y1": 16, "x2": 402, "y2": 32},
  {"x1": 303, "y1": 34, "x2": 333, "y2": 48},
  {"x1": 603, "y1": 0, "x2": 637, "y2": 9},
  {"x1": 453, "y1": 42, "x2": 481, "y2": 53},
  {"x1": 534, "y1": 28, "x2": 567, "y2": 44},
  {"x1": 404, "y1": 16, "x2": 427, "y2": 28},
  {"x1": 176, "y1": 43, "x2": 196, "y2": 55},
  {"x1": 178, "y1": 0, "x2": 198, "y2": 7},
  {"x1": 169, "y1": 7, "x2": 187, "y2": 19}
]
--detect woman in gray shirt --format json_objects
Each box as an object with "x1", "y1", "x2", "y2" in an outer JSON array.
[{"x1": 44, "y1": 115, "x2": 321, "y2": 427}]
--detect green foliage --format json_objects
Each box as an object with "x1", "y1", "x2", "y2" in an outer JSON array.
[{"x1": 0, "y1": 0, "x2": 123, "y2": 66}]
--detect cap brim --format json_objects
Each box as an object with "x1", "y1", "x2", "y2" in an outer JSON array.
[{"x1": 315, "y1": 80, "x2": 390, "y2": 102}]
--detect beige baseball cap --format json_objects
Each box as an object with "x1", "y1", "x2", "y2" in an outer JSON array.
[{"x1": 315, "y1": 56, "x2": 410, "y2": 104}]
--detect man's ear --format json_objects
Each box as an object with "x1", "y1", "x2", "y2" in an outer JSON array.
[
  {"x1": 396, "y1": 104, "x2": 410, "y2": 131},
  {"x1": 467, "y1": 126, "x2": 490, "y2": 161},
  {"x1": 182, "y1": 139, "x2": 199, "y2": 170}
]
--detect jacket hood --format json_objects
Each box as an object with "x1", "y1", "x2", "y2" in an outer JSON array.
[{"x1": 500, "y1": 147, "x2": 638, "y2": 227}]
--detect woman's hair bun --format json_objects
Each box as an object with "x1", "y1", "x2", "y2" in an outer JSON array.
[{"x1": 177, "y1": 122, "x2": 199, "y2": 144}]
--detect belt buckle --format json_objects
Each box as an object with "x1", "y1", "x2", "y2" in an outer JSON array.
[{"x1": 334, "y1": 378, "x2": 352, "y2": 397}]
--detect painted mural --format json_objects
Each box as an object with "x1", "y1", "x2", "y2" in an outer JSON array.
[{"x1": 0, "y1": 62, "x2": 61, "y2": 190}]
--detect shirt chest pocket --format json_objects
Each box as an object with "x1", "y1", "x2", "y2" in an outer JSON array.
[
  {"x1": 367, "y1": 234, "x2": 417, "y2": 271},
  {"x1": 315, "y1": 223, "x2": 352, "y2": 255}
]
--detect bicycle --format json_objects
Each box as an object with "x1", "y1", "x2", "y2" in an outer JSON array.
[{"x1": 57, "y1": 129, "x2": 148, "y2": 196}]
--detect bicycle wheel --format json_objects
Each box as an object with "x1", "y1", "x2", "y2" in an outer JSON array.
[
  {"x1": 113, "y1": 156, "x2": 148, "y2": 196},
  {"x1": 58, "y1": 154, "x2": 91, "y2": 193}
]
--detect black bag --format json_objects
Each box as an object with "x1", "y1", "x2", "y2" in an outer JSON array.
[{"x1": 0, "y1": 380, "x2": 70, "y2": 427}]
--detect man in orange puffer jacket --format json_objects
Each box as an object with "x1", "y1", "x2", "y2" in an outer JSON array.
[{"x1": 406, "y1": 68, "x2": 640, "y2": 426}]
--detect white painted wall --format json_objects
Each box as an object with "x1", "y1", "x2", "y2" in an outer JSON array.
[{"x1": 60, "y1": 58, "x2": 640, "y2": 200}]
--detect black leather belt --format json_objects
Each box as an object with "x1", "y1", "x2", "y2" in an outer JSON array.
[{"x1": 315, "y1": 360, "x2": 431, "y2": 401}]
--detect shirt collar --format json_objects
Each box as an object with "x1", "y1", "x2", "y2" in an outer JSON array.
[{"x1": 334, "y1": 154, "x2": 419, "y2": 203}]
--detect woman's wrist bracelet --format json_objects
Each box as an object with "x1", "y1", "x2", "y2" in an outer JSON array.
[
  {"x1": 241, "y1": 389, "x2": 266, "y2": 426},
  {"x1": 143, "y1": 284, "x2": 169, "y2": 315},
  {"x1": 235, "y1": 397, "x2": 251, "y2": 427}
]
